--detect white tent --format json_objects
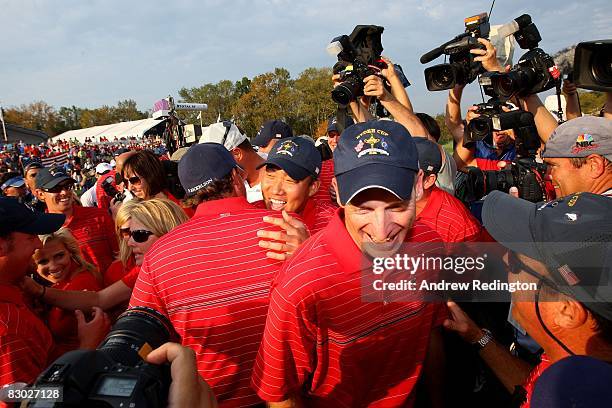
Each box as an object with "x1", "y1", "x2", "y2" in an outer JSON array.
[{"x1": 52, "y1": 118, "x2": 167, "y2": 143}]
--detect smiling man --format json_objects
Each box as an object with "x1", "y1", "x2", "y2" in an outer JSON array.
[
  {"x1": 251, "y1": 120, "x2": 447, "y2": 408},
  {"x1": 541, "y1": 116, "x2": 612, "y2": 198},
  {"x1": 35, "y1": 168, "x2": 118, "y2": 274},
  {"x1": 259, "y1": 136, "x2": 336, "y2": 234}
]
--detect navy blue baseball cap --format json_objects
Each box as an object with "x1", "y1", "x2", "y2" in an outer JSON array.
[
  {"x1": 0, "y1": 197, "x2": 65, "y2": 235},
  {"x1": 252, "y1": 120, "x2": 293, "y2": 147},
  {"x1": 413, "y1": 138, "x2": 442, "y2": 174},
  {"x1": 35, "y1": 168, "x2": 76, "y2": 190},
  {"x1": 532, "y1": 355, "x2": 612, "y2": 407},
  {"x1": 334, "y1": 120, "x2": 419, "y2": 205},
  {"x1": 327, "y1": 115, "x2": 355, "y2": 133},
  {"x1": 178, "y1": 143, "x2": 238, "y2": 197},
  {"x1": 483, "y1": 191, "x2": 612, "y2": 320},
  {"x1": 256, "y1": 136, "x2": 322, "y2": 181}
]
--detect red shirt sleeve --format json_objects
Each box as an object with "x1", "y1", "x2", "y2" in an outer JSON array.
[
  {"x1": 121, "y1": 265, "x2": 140, "y2": 290},
  {"x1": 251, "y1": 276, "x2": 317, "y2": 402}
]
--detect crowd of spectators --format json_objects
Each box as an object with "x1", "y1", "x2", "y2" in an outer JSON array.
[{"x1": 1, "y1": 35, "x2": 611, "y2": 408}]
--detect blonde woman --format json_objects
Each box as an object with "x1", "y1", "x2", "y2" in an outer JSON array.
[
  {"x1": 23, "y1": 198, "x2": 188, "y2": 312},
  {"x1": 32, "y1": 227, "x2": 102, "y2": 359}
]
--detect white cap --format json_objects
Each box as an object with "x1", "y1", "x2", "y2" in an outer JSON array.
[
  {"x1": 198, "y1": 121, "x2": 248, "y2": 151},
  {"x1": 110, "y1": 159, "x2": 116, "y2": 168},
  {"x1": 95, "y1": 162, "x2": 113, "y2": 174}
]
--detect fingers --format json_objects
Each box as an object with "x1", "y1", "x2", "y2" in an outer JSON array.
[
  {"x1": 281, "y1": 211, "x2": 305, "y2": 230},
  {"x1": 146, "y1": 342, "x2": 190, "y2": 365},
  {"x1": 258, "y1": 239, "x2": 286, "y2": 252},
  {"x1": 509, "y1": 187, "x2": 519, "y2": 198},
  {"x1": 257, "y1": 229, "x2": 287, "y2": 242},
  {"x1": 75, "y1": 309, "x2": 85, "y2": 325},
  {"x1": 265, "y1": 251, "x2": 289, "y2": 261}
]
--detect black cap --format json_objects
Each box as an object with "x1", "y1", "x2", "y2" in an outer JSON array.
[
  {"x1": 0, "y1": 197, "x2": 65, "y2": 235},
  {"x1": 413, "y1": 138, "x2": 442, "y2": 174},
  {"x1": 35, "y1": 168, "x2": 76, "y2": 190},
  {"x1": 252, "y1": 120, "x2": 293, "y2": 147},
  {"x1": 178, "y1": 143, "x2": 237, "y2": 197},
  {"x1": 327, "y1": 115, "x2": 355, "y2": 133},
  {"x1": 483, "y1": 191, "x2": 612, "y2": 320},
  {"x1": 532, "y1": 355, "x2": 612, "y2": 407},
  {"x1": 256, "y1": 136, "x2": 322, "y2": 181},
  {"x1": 333, "y1": 120, "x2": 419, "y2": 205},
  {"x1": 23, "y1": 161, "x2": 43, "y2": 173}
]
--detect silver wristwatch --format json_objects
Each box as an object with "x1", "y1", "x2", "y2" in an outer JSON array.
[{"x1": 473, "y1": 328, "x2": 493, "y2": 350}]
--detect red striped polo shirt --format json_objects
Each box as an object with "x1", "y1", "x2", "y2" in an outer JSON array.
[
  {"x1": 312, "y1": 159, "x2": 335, "y2": 205},
  {"x1": 129, "y1": 196, "x2": 284, "y2": 407},
  {"x1": 300, "y1": 199, "x2": 336, "y2": 235},
  {"x1": 417, "y1": 186, "x2": 482, "y2": 243},
  {"x1": 0, "y1": 285, "x2": 52, "y2": 389},
  {"x1": 251, "y1": 210, "x2": 447, "y2": 407},
  {"x1": 63, "y1": 205, "x2": 118, "y2": 274}
]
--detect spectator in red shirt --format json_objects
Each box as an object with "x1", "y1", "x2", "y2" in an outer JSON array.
[
  {"x1": 35, "y1": 168, "x2": 118, "y2": 273},
  {"x1": 0, "y1": 198, "x2": 108, "y2": 390},
  {"x1": 446, "y1": 191, "x2": 612, "y2": 407},
  {"x1": 414, "y1": 138, "x2": 481, "y2": 243},
  {"x1": 32, "y1": 228, "x2": 103, "y2": 360},
  {"x1": 251, "y1": 120, "x2": 447, "y2": 407},
  {"x1": 21, "y1": 199, "x2": 188, "y2": 314},
  {"x1": 258, "y1": 136, "x2": 336, "y2": 235},
  {"x1": 129, "y1": 143, "x2": 297, "y2": 407}
]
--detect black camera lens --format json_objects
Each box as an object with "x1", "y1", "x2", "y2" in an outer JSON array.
[
  {"x1": 591, "y1": 52, "x2": 612, "y2": 86},
  {"x1": 98, "y1": 307, "x2": 176, "y2": 367},
  {"x1": 332, "y1": 78, "x2": 361, "y2": 105},
  {"x1": 425, "y1": 64, "x2": 456, "y2": 91},
  {"x1": 469, "y1": 117, "x2": 492, "y2": 138}
]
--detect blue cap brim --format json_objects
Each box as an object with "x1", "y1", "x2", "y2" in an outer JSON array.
[
  {"x1": 257, "y1": 158, "x2": 312, "y2": 181},
  {"x1": 482, "y1": 190, "x2": 541, "y2": 261},
  {"x1": 252, "y1": 133, "x2": 271, "y2": 148},
  {"x1": 18, "y1": 212, "x2": 65, "y2": 235},
  {"x1": 336, "y1": 164, "x2": 415, "y2": 205}
]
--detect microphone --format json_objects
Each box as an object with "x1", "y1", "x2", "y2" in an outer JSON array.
[{"x1": 420, "y1": 47, "x2": 444, "y2": 64}]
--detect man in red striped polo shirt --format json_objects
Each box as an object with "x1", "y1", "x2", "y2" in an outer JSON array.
[
  {"x1": 414, "y1": 138, "x2": 481, "y2": 243},
  {"x1": 129, "y1": 143, "x2": 289, "y2": 407},
  {"x1": 258, "y1": 136, "x2": 336, "y2": 235},
  {"x1": 35, "y1": 168, "x2": 118, "y2": 274},
  {"x1": 251, "y1": 120, "x2": 447, "y2": 407},
  {"x1": 0, "y1": 198, "x2": 108, "y2": 392}
]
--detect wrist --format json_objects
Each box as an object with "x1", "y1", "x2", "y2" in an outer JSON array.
[{"x1": 471, "y1": 328, "x2": 494, "y2": 350}]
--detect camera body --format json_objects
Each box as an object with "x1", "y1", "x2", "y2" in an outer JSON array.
[
  {"x1": 27, "y1": 307, "x2": 176, "y2": 408},
  {"x1": 422, "y1": 13, "x2": 489, "y2": 91},
  {"x1": 485, "y1": 48, "x2": 560, "y2": 99},
  {"x1": 573, "y1": 39, "x2": 612, "y2": 92},
  {"x1": 101, "y1": 175, "x2": 126, "y2": 203},
  {"x1": 328, "y1": 25, "x2": 386, "y2": 105}
]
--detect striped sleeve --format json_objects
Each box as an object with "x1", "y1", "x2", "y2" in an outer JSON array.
[{"x1": 251, "y1": 279, "x2": 317, "y2": 402}]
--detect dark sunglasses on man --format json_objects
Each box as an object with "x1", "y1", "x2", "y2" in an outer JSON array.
[
  {"x1": 120, "y1": 228, "x2": 155, "y2": 243},
  {"x1": 43, "y1": 182, "x2": 74, "y2": 194}
]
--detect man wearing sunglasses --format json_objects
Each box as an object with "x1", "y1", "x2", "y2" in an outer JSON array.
[
  {"x1": 35, "y1": 168, "x2": 118, "y2": 274},
  {"x1": 445, "y1": 191, "x2": 612, "y2": 407}
]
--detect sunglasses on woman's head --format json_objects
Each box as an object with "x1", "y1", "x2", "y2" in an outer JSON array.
[{"x1": 119, "y1": 228, "x2": 155, "y2": 243}]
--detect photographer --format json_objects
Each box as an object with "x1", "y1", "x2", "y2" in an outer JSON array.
[{"x1": 561, "y1": 78, "x2": 582, "y2": 120}]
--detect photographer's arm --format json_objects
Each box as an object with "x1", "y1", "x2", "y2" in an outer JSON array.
[
  {"x1": 380, "y1": 56, "x2": 412, "y2": 111},
  {"x1": 446, "y1": 87, "x2": 476, "y2": 169},
  {"x1": 519, "y1": 94, "x2": 558, "y2": 143},
  {"x1": 22, "y1": 275, "x2": 132, "y2": 311},
  {"x1": 363, "y1": 75, "x2": 429, "y2": 136},
  {"x1": 562, "y1": 80, "x2": 582, "y2": 120}
]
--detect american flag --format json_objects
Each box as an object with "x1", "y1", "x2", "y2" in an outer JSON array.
[
  {"x1": 42, "y1": 152, "x2": 69, "y2": 168},
  {"x1": 558, "y1": 264, "x2": 580, "y2": 286}
]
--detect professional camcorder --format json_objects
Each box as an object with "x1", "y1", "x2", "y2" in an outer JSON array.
[
  {"x1": 573, "y1": 39, "x2": 612, "y2": 92},
  {"x1": 27, "y1": 307, "x2": 176, "y2": 408},
  {"x1": 327, "y1": 25, "x2": 388, "y2": 105},
  {"x1": 101, "y1": 175, "x2": 126, "y2": 203},
  {"x1": 421, "y1": 13, "x2": 490, "y2": 91}
]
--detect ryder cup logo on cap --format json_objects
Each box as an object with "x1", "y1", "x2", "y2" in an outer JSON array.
[
  {"x1": 334, "y1": 120, "x2": 419, "y2": 205},
  {"x1": 256, "y1": 136, "x2": 322, "y2": 181},
  {"x1": 276, "y1": 140, "x2": 298, "y2": 157}
]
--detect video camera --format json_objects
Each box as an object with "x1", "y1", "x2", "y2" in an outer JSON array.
[
  {"x1": 573, "y1": 39, "x2": 612, "y2": 92},
  {"x1": 101, "y1": 175, "x2": 126, "y2": 203},
  {"x1": 327, "y1": 25, "x2": 388, "y2": 105},
  {"x1": 421, "y1": 13, "x2": 490, "y2": 91},
  {"x1": 27, "y1": 307, "x2": 176, "y2": 408}
]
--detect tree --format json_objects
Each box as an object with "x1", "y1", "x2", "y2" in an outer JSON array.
[{"x1": 292, "y1": 67, "x2": 336, "y2": 136}]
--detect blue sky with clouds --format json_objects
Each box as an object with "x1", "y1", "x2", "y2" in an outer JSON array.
[{"x1": 1, "y1": 0, "x2": 611, "y2": 119}]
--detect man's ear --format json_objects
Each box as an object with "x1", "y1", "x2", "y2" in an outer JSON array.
[
  {"x1": 588, "y1": 155, "x2": 607, "y2": 179},
  {"x1": 231, "y1": 168, "x2": 246, "y2": 197},
  {"x1": 413, "y1": 169, "x2": 425, "y2": 202},
  {"x1": 35, "y1": 189, "x2": 46, "y2": 202},
  {"x1": 553, "y1": 298, "x2": 589, "y2": 329},
  {"x1": 332, "y1": 177, "x2": 344, "y2": 208},
  {"x1": 423, "y1": 173, "x2": 437, "y2": 190},
  {"x1": 308, "y1": 179, "x2": 320, "y2": 198},
  {"x1": 231, "y1": 148, "x2": 243, "y2": 163}
]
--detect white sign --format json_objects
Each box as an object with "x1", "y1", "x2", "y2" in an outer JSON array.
[{"x1": 175, "y1": 102, "x2": 208, "y2": 111}]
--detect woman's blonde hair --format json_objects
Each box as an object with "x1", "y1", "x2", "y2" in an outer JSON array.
[
  {"x1": 38, "y1": 227, "x2": 101, "y2": 284},
  {"x1": 116, "y1": 198, "x2": 189, "y2": 265}
]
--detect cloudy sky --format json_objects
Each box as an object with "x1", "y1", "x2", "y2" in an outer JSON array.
[{"x1": 1, "y1": 0, "x2": 611, "y2": 119}]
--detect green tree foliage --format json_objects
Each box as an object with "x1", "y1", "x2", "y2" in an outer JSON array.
[{"x1": 578, "y1": 90, "x2": 606, "y2": 115}]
